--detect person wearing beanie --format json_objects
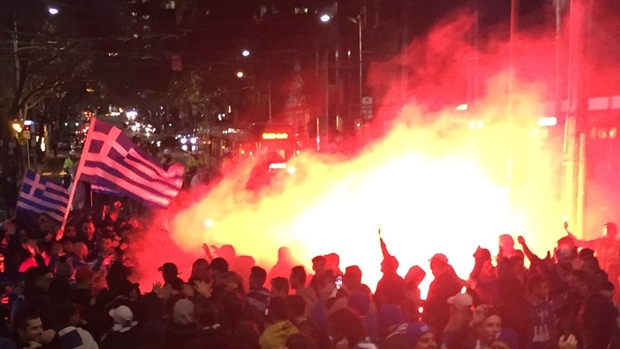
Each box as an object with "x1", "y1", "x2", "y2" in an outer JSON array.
[
  {"x1": 349, "y1": 292, "x2": 380, "y2": 343},
  {"x1": 406, "y1": 321, "x2": 437, "y2": 349},
  {"x1": 378, "y1": 304, "x2": 409, "y2": 349}
]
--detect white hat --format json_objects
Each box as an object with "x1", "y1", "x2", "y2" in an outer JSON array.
[
  {"x1": 108, "y1": 305, "x2": 138, "y2": 333},
  {"x1": 109, "y1": 305, "x2": 134, "y2": 325},
  {"x1": 173, "y1": 299, "x2": 195, "y2": 325},
  {"x1": 447, "y1": 292, "x2": 473, "y2": 309}
]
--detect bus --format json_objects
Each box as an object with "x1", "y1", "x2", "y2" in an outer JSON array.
[{"x1": 200, "y1": 122, "x2": 301, "y2": 178}]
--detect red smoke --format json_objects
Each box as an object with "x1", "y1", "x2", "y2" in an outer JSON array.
[{"x1": 132, "y1": 4, "x2": 620, "y2": 295}]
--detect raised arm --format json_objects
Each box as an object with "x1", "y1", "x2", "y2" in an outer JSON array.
[
  {"x1": 517, "y1": 236, "x2": 541, "y2": 263},
  {"x1": 379, "y1": 228, "x2": 390, "y2": 259},
  {"x1": 564, "y1": 222, "x2": 596, "y2": 249}
]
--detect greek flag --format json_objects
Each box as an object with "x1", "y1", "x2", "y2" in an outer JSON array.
[
  {"x1": 78, "y1": 117, "x2": 184, "y2": 209},
  {"x1": 17, "y1": 170, "x2": 70, "y2": 223}
]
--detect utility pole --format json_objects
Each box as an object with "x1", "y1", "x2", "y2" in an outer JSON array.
[
  {"x1": 509, "y1": 0, "x2": 519, "y2": 113},
  {"x1": 358, "y1": 13, "x2": 363, "y2": 122},
  {"x1": 565, "y1": 0, "x2": 589, "y2": 236},
  {"x1": 401, "y1": 0, "x2": 409, "y2": 104},
  {"x1": 13, "y1": 12, "x2": 20, "y2": 94}
]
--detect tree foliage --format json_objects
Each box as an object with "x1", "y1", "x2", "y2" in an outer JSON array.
[{"x1": 0, "y1": 0, "x2": 94, "y2": 122}]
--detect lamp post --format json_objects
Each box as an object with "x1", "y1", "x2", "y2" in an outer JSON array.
[
  {"x1": 320, "y1": 12, "x2": 364, "y2": 145},
  {"x1": 351, "y1": 15, "x2": 363, "y2": 123}
]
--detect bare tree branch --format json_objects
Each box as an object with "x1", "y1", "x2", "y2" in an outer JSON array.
[{"x1": 17, "y1": 54, "x2": 89, "y2": 111}]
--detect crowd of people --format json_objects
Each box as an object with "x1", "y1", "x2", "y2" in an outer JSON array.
[{"x1": 0, "y1": 197, "x2": 619, "y2": 349}]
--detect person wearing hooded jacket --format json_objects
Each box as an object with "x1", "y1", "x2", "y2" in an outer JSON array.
[{"x1": 259, "y1": 297, "x2": 299, "y2": 349}]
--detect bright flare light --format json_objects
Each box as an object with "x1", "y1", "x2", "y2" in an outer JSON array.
[
  {"x1": 135, "y1": 14, "x2": 568, "y2": 295},
  {"x1": 48, "y1": 7, "x2": 59, "y2": 15},
  {"x1": 320, "y1": 14, "x2": 331, "y2": 22},
  {"x1": 160, "y1": 88, "x2": 562, "y2": 295},
  {"x1": 538, "y1": 116, "x2": 558, "y2": 127}
]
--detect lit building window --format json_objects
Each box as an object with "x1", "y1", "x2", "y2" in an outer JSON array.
[
  {"x1": 590, "y1": 127, "x2": 618, "y2": 139},
  {"x1": 294, "y1": 7, "x2": 309, "y2": 14}
]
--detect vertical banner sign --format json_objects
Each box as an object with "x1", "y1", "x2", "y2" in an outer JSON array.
[{"x1": 362, "y1": 96, "x2": 373, "y2": 120}]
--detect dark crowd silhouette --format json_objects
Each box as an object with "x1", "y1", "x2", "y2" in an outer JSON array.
[{"x1": 0, "y1": 201, "x2": 619, "y2": 349}]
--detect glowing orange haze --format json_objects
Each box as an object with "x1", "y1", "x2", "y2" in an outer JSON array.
[{"x1": 133, "y1": 13, "x2": 569, "y2": 295}]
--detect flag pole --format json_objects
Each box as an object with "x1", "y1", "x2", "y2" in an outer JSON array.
[
  {"x1": 12, "y1": 170, "x2": 29, "y2": 220},
  {"x1": 59, "y1": 117, "x2": 97, "y2": 232}
]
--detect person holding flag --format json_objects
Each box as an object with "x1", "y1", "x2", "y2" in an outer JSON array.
[{"x1": 60, "y1": 117, "x2": 185, "y2": 230}]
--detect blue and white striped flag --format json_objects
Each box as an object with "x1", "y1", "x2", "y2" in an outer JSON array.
[
  {"x1": 77, "y1": 117, "x2": 184, "y2": 209},
  {"x1": 17, "y1": 170, "x2": 70, "y2": 223}
]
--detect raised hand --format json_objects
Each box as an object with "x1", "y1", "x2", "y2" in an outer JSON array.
[
  {"x1": 152, "y1": 281, "x2": 163, "y2": 294},
  {"x1": 193, "y1": 279, "x2": 213, "y2": 298},
  {"x1": 55, "y1": 228, "x2": 64, "y2": 241},
  {"x1": 558, "y1": 334, "x2": 578, "y2": 349},
  {"x1": 202, "y1": 243, "x2": 214, "y2": 259}
]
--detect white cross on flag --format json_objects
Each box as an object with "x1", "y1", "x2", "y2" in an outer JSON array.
[
  {"x1": 16, "y1": 170, "x2": 70, "y2": 223},
  {"x1": 77, "y1": 117, "x2": 184, "y2": 209}
]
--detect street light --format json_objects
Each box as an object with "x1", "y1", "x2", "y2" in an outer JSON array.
[
  {"x1": 48, "y1": 7, "x2": 59, "y2": 15},
  {"x1": 241, "y1": 49, "x2": 250, "y2": 57},
  {"x1": 12, "y1": 121, "x2": 23, "y2": 133},
  {"x1": 236, "y1": 71, "x2": 244, "y2": 78},
  {"x1": 320, "y1": 14, "x2": 332, "y2": 23}
]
